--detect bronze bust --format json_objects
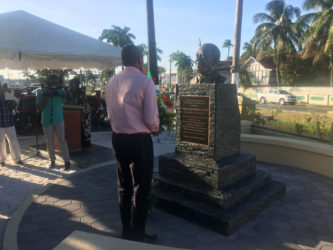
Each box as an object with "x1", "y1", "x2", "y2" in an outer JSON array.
[{"x1": 194, "y1": 43, "x2": 226, "y2": 84}]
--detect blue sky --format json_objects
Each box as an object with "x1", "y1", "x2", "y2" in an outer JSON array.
[{"x1": 1, "y1": 0, "x2": 306, "y2": 70}]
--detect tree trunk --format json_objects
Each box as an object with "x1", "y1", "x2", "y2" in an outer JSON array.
[
  {"x1": 146, "y1": 0, "x2": 159, "y2": 85},
  {"x1": 276, "y1": 54, "x2": 280, "y2": 87},
  {"x1": 330, "y1": 56, "x2": 333, "y2": 88}
]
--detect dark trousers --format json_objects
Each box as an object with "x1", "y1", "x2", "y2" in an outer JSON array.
[{"x1": 112, "y1": 132, "x2": 154, "y2": 240}]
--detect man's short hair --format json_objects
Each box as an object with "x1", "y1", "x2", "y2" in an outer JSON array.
[{"x1": 121, "y1": 45, "x2": 142, "y2": 67}]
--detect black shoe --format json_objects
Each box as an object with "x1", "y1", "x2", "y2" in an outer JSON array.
[
  {"x1": 143, "y1": 233, "x2": 158, "y2": 244},
  {"x1": 49, "y1": 161, "x2": 55, "y2": 169},
  {"x1": 64, "y1": 161, "x2": 70, "y2": 171},
  {"x1": 0, "y1": 162, "x2": 5, "y2": 166},
  {"x1": 121, "y1": 231, "x2": 133, "y2": 241},
  {"x1": 15, "y1": 160, "x2": 24, "y2": 165}
]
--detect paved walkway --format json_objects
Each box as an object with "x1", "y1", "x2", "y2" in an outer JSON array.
[
  {"x1": 1, "y1": 132, "x2": 333, "y2": 249},
  {"x1": 0, "y1": 131, "x2": 174, "y2": 250}
]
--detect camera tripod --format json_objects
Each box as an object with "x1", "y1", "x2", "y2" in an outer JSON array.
[{"x1": 22, "y1": 110, "x2": 44, "y2": 161}]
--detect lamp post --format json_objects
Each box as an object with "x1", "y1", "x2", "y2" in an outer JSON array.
[
  {"x1": 169, "y1": 57, "x2": 172, "y2": 91},
  {"x1": 146, "y1": 0, "x2": 159, "y2": 85},
  {"x1": 231, "y1": 0, "x2": 243, "y2": 88}
]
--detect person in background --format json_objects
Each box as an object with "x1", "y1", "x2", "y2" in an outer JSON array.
[
  {"x1": 105, "y1": 45, "x2": 161, "y2": 243},
  {"x1": 0, "y1": 83, "x2": 23, "y2": 166},
  {"x1": 36, "y1": 75, "x2": 70, "y2": 170},
  {"x1": 68, "y1": 78, "x2": 91, "y2": 148}
]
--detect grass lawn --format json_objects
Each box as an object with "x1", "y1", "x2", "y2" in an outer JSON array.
[{"x1": 254, "y1": 108, "x2": 333, "y2": 142}]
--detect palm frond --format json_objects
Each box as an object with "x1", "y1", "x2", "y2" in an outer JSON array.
[
  {"x1": 266, "y1": 0, "x2": 284, "y2": 21},
  {"x1": 303, "y1": 0, "x2": 331, "y2": 11},
  {"x1": 285, "y1": 5, "x2": 301, "y2": 20},
  {"x1": 253, "y1": 13, "x2": 275, "y2": 23}
]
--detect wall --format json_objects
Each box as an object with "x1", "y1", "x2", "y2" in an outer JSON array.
[{"x1": 241, "y1": 134, "x2": 333, "y2": 178}]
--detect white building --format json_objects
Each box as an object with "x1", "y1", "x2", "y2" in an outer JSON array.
[
  {"x1": 160, "y1": 69, "x2": 178, "y2": 88},
  {"x1": 241, "y1": 56, "x2": 277, "y2": 86}
]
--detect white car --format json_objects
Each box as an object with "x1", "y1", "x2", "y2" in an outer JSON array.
[{"x1": 258, "y1": 89, "x2": 296, "y2": 105}]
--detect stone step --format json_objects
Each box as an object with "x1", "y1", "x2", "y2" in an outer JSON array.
[
  {"x1": 221, "y1": 170, "x2": 271, "y2": 209},
  {"x1": 217, "y1": 153, "x2": 257, "y2": 189},
  {"x1": 158, "y1": 153, "x2": 256, "y2": 191},
  {"x1": 155, "y1": 170, "x2": 271, "y2": 210},
  {"x1": 152, "y1": 180, "x2": 285, "y2": 236}
]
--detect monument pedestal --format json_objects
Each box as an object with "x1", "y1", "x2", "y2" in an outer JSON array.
[{"x1": 153, "y1": 83, "x2": 285, "y2": 236}]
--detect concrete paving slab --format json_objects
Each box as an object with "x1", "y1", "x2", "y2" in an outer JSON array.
[
  {"x1": 54, "y1": 230, "x2": 187, "y2": 250},
  {"x1": 2, "y1": 131, "x2": 333, "y2": 250}
]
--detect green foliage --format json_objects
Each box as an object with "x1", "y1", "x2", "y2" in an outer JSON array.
[
  {"x1": 157, "y1": 95, "x2": 176, "y2": 132},
  {"x1": 252, "y1": 0, "x2": 302, "y2": 85},
  {"x1": 295, "y1": 123, "x2": 305, "y2": 136},
  {"x1": 331, "y1": 122, "x2": 333, "y2": 144},
  {"x1": 158, "y1": 66, "x2": 166, "y2": 74},
  {"x1": 24, "y1": 69, "x2": 74, "y2": 84},
  {"x1": 170, "y1": 51, "x2": 193, "y2": 83},
  {"x1": 222, "y1": 39, "x2": 233, "y2": 59},
  {"x1": 240, "y1": 97, "x2": 256, "y2": 121},
  {"x1": 241, "y1": 42, "x2": 256, "y2": 61},
  {"x1": 239, "y1": 69, "x2": 253, "y2": 89},
  {"x1": 99, "y1": 25, "x2": 135, "y2": 48},
  {"x1": 308, "y1": 111, "x2": 330, "y2": 139},
  {"x1": 299, "y1": 0, "x2": 333, "y2": 87},
  {"x1": 255, "y1": 108, "x2": 333, "y2": 141},
  {"x1": 280, "y1": 56, "x2": 311, "y2": 85},
  {"x1": 101, "y1": 69, "x2": 114, "y2": 84},
  {"x1": 137, "y1": 43, "x2": 163, "y2": 62}
]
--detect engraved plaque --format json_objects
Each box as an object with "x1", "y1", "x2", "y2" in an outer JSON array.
[{"x1": 180, "y1": 95, "x2": 209, "y2": 145}]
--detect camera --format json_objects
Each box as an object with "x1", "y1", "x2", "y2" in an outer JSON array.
[{"x1": 44, "y1": 86, "x2": 61, "y2": 97}]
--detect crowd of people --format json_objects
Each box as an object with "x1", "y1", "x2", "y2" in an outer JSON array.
[
  {"x1": 1, "y1": 44, "x2": 162, "y2": 243},
  {"x1": 0, "y1": 76, "x2": 108, "y2": 169}
]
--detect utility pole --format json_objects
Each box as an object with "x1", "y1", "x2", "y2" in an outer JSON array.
[
  {"x1": 231, "y1": 0, "x2": 243, "y2": 87},
  {"x1": 169, "y1": 57, "x2": 172, "y2": 91},
  {"x1": 146, "y1": 0, "x2": 159, "y2": 85}
]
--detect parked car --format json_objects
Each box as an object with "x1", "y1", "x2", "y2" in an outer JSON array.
[{"x1": 258, "y1": 89, "x2": 296, "y2": 105}]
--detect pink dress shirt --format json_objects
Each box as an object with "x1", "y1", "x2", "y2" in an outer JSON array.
[{"x1": 105, "y1": 66, "x2": 160, "y2": 134}]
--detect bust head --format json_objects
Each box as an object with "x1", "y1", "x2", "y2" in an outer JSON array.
[
  {"x1": 195, "y1": 43, "x2": 220, "y2": 76},
  {"x1": 194, "y1": 43, "x2": 225, "y2": 84}
]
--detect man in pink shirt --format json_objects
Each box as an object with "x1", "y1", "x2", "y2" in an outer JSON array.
[{"x1": 105, "y1": 45, "x2": 160, "y2": 243}]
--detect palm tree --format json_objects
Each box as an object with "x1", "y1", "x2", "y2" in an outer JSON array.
[
  {"x1": 241, "y1": 41, "x2": 256, "y2": 61},
  {"x1": 137, "y1": 43, "x2": 163, "y2": 61},
  {"x1": 299, "y1": 0, "x2": 333, "y2": 87},
  {"x1": 101, "y1": 69, "x2": 114, "y2": 84},
  {"x1": 99, "y1": 25, "x2": 136, "y2": 48},
  {"x1": 252, "y1": 0, "x2": 301, "y2": 86},
  {"x1": 170, "y1": 51, "x2": 193, "y2": 83},
  {"x1": 222, "y1": 39, "x2": 233, "y2": 59}
]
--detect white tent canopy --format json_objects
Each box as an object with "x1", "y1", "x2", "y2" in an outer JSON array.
[{"x1": 0, "y1": 10, "x2": 121, "y2": 70}]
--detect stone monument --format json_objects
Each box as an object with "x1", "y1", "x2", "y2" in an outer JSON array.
[{"x1": 152, "y1": 44, "x2": 285, "y2": 235}]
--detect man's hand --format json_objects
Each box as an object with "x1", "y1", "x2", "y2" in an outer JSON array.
[{"x1": 151, "y1": 127, "x2": 164, "y2": 136}]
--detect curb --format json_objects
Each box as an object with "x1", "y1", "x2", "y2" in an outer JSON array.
[{"x1": 2, "y1": 160, "x2": 116, "y2": 250}]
